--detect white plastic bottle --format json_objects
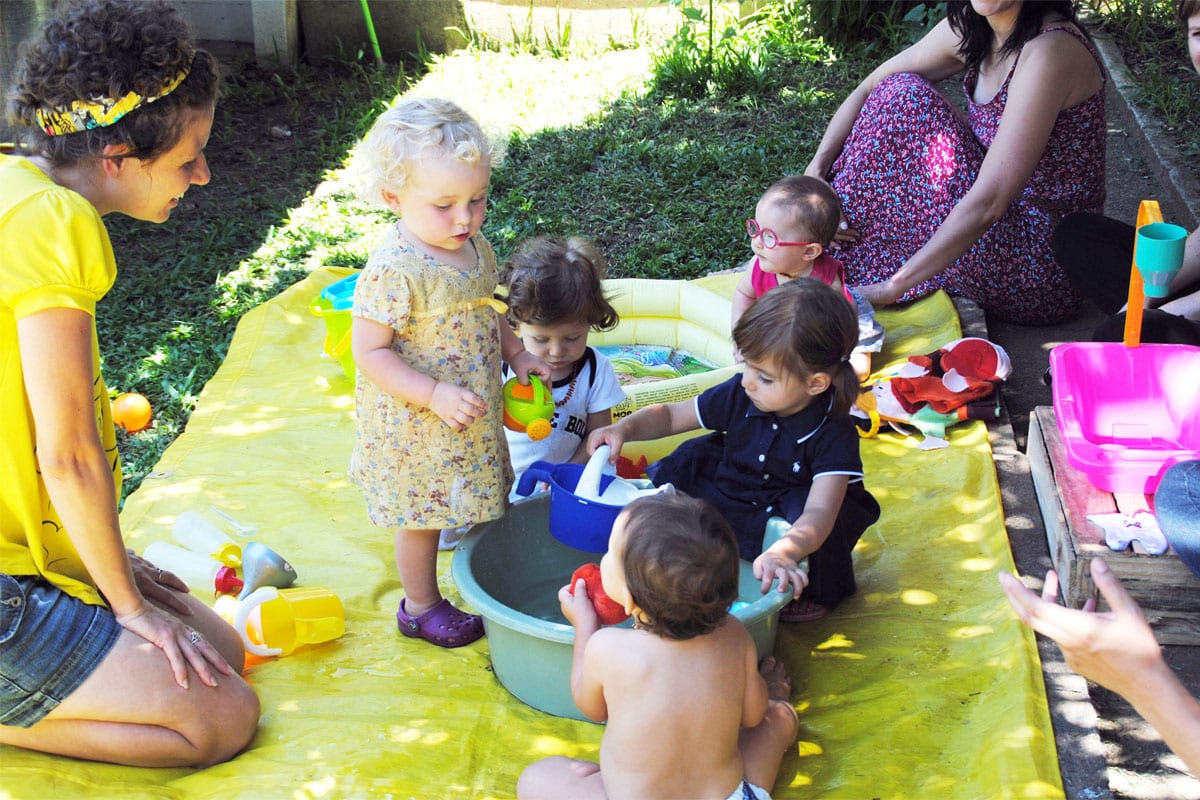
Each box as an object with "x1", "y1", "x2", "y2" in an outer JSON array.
[
  {"x1": 173, "y1": 511, "x2": 242, "y2": 567},
  {"x1": 144, "y1": 540, "x2": 242, "y2": 594}
]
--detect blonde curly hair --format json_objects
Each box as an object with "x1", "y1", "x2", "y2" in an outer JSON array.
[{"x1": 356, "y1": 97, "x2": 504, "y2": 206}]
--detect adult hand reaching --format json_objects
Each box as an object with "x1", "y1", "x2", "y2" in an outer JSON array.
[
  {"x1": 999, "y1": 559, "x2": 1159, "y2": 693},
  {"x1": 999, "y1": 559, "x2": 1200, "y2": 776}
]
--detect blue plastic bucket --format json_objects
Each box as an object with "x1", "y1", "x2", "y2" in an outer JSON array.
[{"x1": 514, "y1": 461, "x2": 623, "y2": 552}]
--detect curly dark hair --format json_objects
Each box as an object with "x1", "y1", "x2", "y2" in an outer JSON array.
[
  {"x1": 1179, "y1": 0, "x2": 1200, "y2": 25},
  {"x1": 621, "y1": 493, "x2": 739, "y2": 641},
  {"x1": 8, "y1": 0, "x2": 219, "y2": 164},
  {"x1": 946, "y1": 0, "x2": 1084, "y2": 74},
  {"x1": 734, "y1": 277, "x2": 859, "y2": 418},
  {"x1": 500, "y1": 236, "x2": 619, "y2": 331}
]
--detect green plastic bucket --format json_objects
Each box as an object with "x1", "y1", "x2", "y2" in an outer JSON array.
[{"x1": 309, "y1": 273, "x2": 358, "y2": 380}]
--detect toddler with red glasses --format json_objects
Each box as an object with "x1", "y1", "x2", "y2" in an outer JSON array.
[{"x1": 732, "y1": 175, "x2": 883, "y2": 380}]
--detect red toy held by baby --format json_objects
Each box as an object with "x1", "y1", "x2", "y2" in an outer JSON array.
[{"x1": 570, "y1": 563, "x2": 630, "y2": 626}]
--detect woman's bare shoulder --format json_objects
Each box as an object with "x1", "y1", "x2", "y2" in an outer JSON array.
[
  {"x1": 1012, "y1": 25, "x2": 1103, "y2": 104},
  {"x1": 1020, "y1": 24, "x2": 1099, "y2": 70}
]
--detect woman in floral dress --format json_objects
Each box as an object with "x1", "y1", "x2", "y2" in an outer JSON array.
[{"x1": 805, "y1": 0, "x2": 1106, "y2": 325}]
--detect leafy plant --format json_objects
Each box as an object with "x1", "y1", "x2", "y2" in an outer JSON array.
[
  {"x1": 797, "y1": 0, "x2": 941, "y2": 46},
  {"x1": 1086, "y1": 0, "x2": 1200, "y2": 160},
  {"x1": 650, "y1": 0, "x2": 780, "y2": 98}
]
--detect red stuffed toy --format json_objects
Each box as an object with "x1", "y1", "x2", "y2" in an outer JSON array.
[
  {"x1": 570, "y1": 563, "x2": 630, "y2": 625},
  {"x1": 889, "y1": 337, "x2": 1011, "y2": 414}
]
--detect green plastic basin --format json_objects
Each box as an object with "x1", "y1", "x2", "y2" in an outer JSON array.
[{"x1": 452, "y1": 494, "x2": 790, "y2": 722}]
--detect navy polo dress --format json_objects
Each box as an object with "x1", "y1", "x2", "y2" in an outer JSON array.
[{"x1": 650, "y1": 375, "x2": 881, "y2": 609}]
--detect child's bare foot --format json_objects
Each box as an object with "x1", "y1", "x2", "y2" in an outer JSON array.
[
  {"x1": 760, "y1": 656, "x2": 793, "y2": 702},
  {"x1": 759, "y1": 656, "x2": 800, "y2": 740}
]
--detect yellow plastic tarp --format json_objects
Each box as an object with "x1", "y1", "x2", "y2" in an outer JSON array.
[{"x1": 0, "y1": 269, "x2": 1061, "y2": 799}]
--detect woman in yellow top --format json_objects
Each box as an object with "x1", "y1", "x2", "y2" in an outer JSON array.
[{"x1": 0, "y1": 0, "x2": 259, "y2": 766}]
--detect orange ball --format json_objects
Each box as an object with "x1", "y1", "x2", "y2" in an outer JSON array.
[{"x1": 112, "y1": 392, "x2": 152, "y2": 433}]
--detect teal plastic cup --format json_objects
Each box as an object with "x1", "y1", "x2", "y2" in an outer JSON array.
[{"x1": 1135, "y1": 222, "x2": 1187, "y2": 298}]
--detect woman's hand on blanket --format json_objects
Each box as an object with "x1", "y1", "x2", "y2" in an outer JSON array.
[
  {"x1": 429, "y1": 381, "x2": 487, "y2": 431},
  {"x1": 129, "y1": 549, "x2": 193, "y2": 616},
  {"x1": 754, "y1": 551, "x2": 809, "y2": 598},
  {"x1": 998, "y1": 559, "x2": 1162, "y2": 699},
  {"x1": 115, "y1": 602, "x2": 234, "y2": 690},
  {"x1": 856, "y1": 277, "x2": 904, "y2": 308}
]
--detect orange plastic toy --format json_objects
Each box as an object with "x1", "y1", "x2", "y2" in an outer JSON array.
[
  {"x1": 502, "y1": 375, "x2": 554, "y2": 440},
  {"x1": 112, "y1": 392, "x2": 152, "y2": 433}
]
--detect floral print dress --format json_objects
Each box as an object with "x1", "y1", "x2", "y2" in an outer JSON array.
[
  {"x1": 349, "y1": 226, "x2": 512, "y2": 529},
  {"x1": 827, "y1": 26, "x2": 1106, "y2": 324}
]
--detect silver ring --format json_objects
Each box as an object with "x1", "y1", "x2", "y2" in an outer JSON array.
[
  {"x1": 189, "y1": 630, "x2": 202, "y2": 645},
  {"x1": 155, "y1": 568, "x2": 163, "y2": 581}
]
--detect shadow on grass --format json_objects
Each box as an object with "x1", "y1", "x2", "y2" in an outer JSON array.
[
  {"x1": 102, "y1": 45, "x2": 870, "y2": 498},
  {"x1": 100, "y1": 56, "x2": 405, "y2": 496}
]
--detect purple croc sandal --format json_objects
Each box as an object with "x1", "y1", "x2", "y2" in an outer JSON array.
[{"x1": 397, "y1": 598, "x2": 484, "y2": 648}]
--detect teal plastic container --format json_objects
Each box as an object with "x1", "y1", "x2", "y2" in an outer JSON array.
[{"x1": 452, "y1": 494, "x2": 791, "y2": 721}]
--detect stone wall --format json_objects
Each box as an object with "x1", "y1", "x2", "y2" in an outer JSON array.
[{"x1": 299, "y1": 0, "x2": 468, "y2": 63}]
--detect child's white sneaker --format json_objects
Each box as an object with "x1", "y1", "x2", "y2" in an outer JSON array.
[{"x1": 438, "y1": 525, "x2": 470, "y2": 551}]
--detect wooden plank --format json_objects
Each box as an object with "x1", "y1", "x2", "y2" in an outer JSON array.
[
  {"x1": 1034, "y1": 407, "x2": 1119, "y2": 548},
  {"x1": 1028, "y1": 406, "x2": 1200, "y2": 645},
  {"x1": 1026, "y1": 406, "x2": 1087, "y2": 601}
]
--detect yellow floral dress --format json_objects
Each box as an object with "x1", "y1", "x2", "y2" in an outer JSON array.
[{"x1": 349, "y1": 226, "x2": 512, "y2": 529}]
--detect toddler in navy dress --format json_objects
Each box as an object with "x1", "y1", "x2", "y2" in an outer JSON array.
[{"x1": 587, "y1": 278, "x2": 880, "y2": 621}]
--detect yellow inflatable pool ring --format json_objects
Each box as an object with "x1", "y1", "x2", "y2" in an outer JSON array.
[
  {"x1": 309, "y1": 271, "x2": 741, "y2": 466},
  {"x1": 592, "y1": 277, "x2": 739, "y2": 465}
]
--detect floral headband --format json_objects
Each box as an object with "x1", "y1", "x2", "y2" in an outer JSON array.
[{"x1": 34, "y1": 65, "x2": 190, "y2": 137}]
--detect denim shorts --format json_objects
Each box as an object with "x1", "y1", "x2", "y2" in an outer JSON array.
[{"x1": 0, "y1": 574, "x2": 121, "y2": 728}]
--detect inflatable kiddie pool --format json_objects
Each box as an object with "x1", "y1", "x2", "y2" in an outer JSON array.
[
  {"x1": 591, "y1": 278, "x2": 739, "y2": 464},
  {"x1": 310, "y1": 274, "x2": 740, "y2": 463}
]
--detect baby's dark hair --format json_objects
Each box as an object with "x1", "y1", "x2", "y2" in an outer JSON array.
[
  {"x1": 8, "y1": 0, "x2": 219, "y2": 165},
  {"x1": 501, "y1": 237, "x2": 619, "y2": 330},
  {"x1": 621, "y1": 493, "x2": 739, "y2": 640},
  {"x1": 1179, "y1": 0, "x2": 1200, "y2": 25},
  {"x1": 734, "y1": 278, "x2": 859, "y2": 417},
  {"x1": 762, "y1": 175, "x2": 842, "y2": 248}
]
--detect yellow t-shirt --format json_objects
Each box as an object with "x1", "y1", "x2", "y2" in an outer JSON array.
[{"x1": 0, "y1": 154, "x2": 120, "y2": 606}]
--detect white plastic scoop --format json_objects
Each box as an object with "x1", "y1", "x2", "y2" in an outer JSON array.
[
  {"x1": 575, "y1": 445, "x2": 614, "y2": 502},
  {"x1": 576, "y1": 445, "x2": 674, "y2": 506}
]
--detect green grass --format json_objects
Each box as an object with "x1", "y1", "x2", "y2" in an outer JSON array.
[
  {"x1": 100, "y1": 57, "x2": 409, "y2": 492},
  {"x1": 101, "y1": 0, "x2": 1194, "y2": 501},
  {"x1": 1087, "y1": 0, "x2": 1200, "y2": 161},
  {"x1": 102, "y1": 4, "x2": 872, "y2": 500}
]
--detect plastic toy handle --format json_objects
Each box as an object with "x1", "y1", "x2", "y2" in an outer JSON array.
[
  {"x1": 1123, "y1": 200, "x2": 1164, "y2": 348},
  {"x1": 515, "y1": 465, "x2": 554, "y2": 497},
  {"x1": 232, "y1": 586, "x2": 283, "y2": 657},
  {"x1": 528, "y1": 375, "x2": 547, "y2": 407}
]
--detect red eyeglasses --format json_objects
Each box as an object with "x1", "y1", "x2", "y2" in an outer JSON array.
[{"x1": 746, "y1": 218, "x2": 814, "y2": 250}]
